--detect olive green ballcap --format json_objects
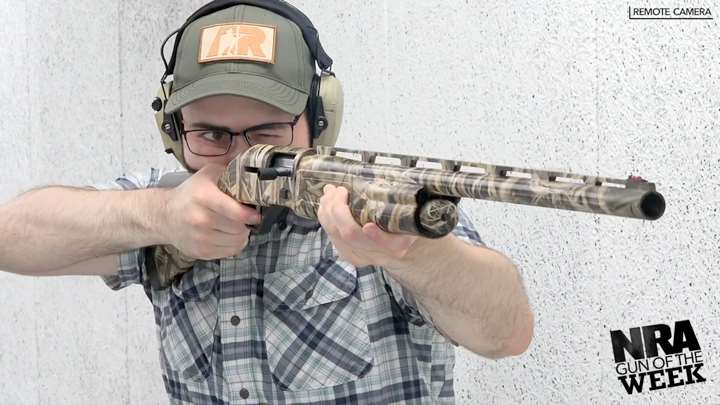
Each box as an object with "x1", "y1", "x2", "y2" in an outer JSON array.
[{"x1": 164, "y1": 4, "x2": 315, "y2": 115}]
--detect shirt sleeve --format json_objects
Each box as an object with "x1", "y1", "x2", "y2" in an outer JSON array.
[
  {"x1": 88, "y1": 167, "x2": 166, "y2": 192},
  {"x1": 89, "y1": 167, "x2": 178, "y2": 291},
  {"x1": 380, "y1": 205, "x2": 485, "y2": 342}
]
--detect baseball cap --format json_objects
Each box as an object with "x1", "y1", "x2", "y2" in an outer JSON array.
[{"x1": 164, "y1": 4, "x2": 316, "y2": 115}]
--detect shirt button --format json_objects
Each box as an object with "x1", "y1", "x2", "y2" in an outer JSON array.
[
  {"x1": 239, "y1": 388, "x2": 249, "y2": 399},
  {"x1": 230, "y1": 315, "x2": 241, "y2": 326}
]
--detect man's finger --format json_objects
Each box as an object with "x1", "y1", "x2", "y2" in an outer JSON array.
[
  {"x1": 197, "y1": 163, "x2": 227, "y2": 181},
  {"x1": 318, "y1": 192, "x2": 340, "y2": 238},
  {"x1": 327, "y1": 187, "x2": 369, "y2": 243},
  {"x1": 204, "y1": 192, "x2": 262, "y2": 224},
  {"x1": 208, "y1": 228, "x2": 251, "y2": 248}
]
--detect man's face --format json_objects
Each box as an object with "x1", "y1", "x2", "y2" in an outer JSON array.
[{"x1": 179, "y1": 95, "x2": 312, "y2": 171}]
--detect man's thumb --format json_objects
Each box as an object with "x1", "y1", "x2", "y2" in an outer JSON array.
[{"x1": 196, "y1": 163, "x2": 228, "y2": 182}]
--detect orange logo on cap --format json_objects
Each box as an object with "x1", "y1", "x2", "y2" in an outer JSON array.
[{"x1": 199, "y1": 23, "x2": 276, "y2": 64}]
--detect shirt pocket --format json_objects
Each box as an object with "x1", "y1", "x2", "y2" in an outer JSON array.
[
  {"x1": 157, "y1": 260, "x2": 219, "y2": 382},
  {"x1": 262, "y1": 256, "x2": 374, "y2": 391}
]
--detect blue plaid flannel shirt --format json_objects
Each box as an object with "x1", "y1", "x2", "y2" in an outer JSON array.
[{"x1": 94, "y1": 167, "x2": 485, "y2": 404}]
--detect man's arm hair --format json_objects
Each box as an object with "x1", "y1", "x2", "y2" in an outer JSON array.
[{"x1": 0, "y1": 186, "x2": 169, "y2": 276}]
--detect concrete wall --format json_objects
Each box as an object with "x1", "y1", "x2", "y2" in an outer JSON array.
[{"x1": 1, "y1": 1, "x2": 718, "y2": 403}]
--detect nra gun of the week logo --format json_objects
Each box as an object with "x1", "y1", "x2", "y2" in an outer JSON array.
[{"x1": 611, "y1": 320, "x2": 706, "y2": 394}]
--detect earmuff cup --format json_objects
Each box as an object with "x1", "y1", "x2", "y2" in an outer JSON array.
[{"x1": 314, "y1": 73, "x2": 344, "y2": 147}]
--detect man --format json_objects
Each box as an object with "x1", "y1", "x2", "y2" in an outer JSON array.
[{"x1": 0, "y1": 1, "x2": 533, "y2": 404}]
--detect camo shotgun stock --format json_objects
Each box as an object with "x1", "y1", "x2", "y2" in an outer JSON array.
[{"x1": 147, "y1": 144, "x2": 666, "y2": 288}]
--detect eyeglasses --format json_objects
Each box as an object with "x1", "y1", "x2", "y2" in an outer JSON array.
[{"x1": 181, "y1": 115, "x2": 301, "y2": 157}]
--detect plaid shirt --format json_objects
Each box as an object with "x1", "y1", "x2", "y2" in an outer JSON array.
[{"x1": 94, "y1": 167, "x2": 485, "y2": 405}]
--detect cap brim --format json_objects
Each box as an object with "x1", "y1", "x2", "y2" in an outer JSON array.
[{"x1": 164, "y1": 73, "x2": 308, "y2": 115}]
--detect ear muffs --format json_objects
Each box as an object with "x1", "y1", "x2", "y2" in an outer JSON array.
[{"x1": 151, "y1": 71, "x2": 344, "y2": 170}]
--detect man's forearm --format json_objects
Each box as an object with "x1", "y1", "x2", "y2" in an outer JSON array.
[
  {"x1": 385, "y1": 235, "x2": 533, "y2": 357},
  {"x1": 0, "y1": 186, "x2": 169, "y2": 275}
]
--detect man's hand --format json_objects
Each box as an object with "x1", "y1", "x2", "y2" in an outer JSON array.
[
  {"x1": 317, "y1": 184, "x2": 421, "y2": 268},
  {"x1": 161, "y1": 164, "x2": 262, "y2": 260}
]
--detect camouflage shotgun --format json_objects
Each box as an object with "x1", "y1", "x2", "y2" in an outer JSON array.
[{"x1": 147, "y1": 144, "x2": 665, "y2": 288}]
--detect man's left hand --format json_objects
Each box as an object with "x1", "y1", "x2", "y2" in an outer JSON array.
[{"x1": 317, "y1": 184, "x2": 421, "y2": 268}]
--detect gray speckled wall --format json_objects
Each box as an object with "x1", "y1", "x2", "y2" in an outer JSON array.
[{"x1": 1, "y1": 1, "x2": 718, "y2": 404}]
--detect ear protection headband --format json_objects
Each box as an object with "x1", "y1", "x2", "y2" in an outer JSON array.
[{"x1": 150, "y1": 0, "x2": 344, "y2": 172}]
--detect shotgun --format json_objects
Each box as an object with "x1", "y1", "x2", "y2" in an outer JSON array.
[{"x1": 147, "y1": 145, "x2": 665, "y2": 288}]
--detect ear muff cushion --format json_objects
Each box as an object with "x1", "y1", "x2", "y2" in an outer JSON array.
[{"x1": 314, "y1": 73, "x2": 344, "y2": 147}]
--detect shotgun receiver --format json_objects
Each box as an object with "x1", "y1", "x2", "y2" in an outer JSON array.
[{"x1": 147, "y1": 144, "x2": 665, "y2": 288}]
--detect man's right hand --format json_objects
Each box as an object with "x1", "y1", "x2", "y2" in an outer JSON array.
[{"x1": 161, "y1": 164, "x2": 262, "y2": 260}]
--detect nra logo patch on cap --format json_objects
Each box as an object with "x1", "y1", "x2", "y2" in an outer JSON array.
[{"x1": 198, "y1": 23, "x2": 276, "y2": 64}]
